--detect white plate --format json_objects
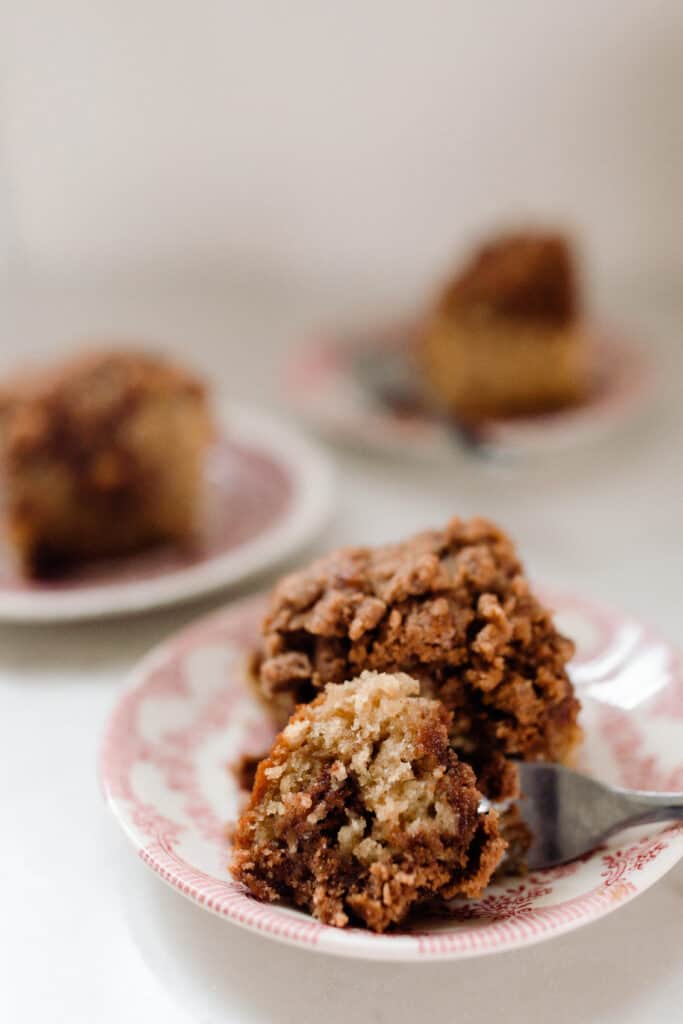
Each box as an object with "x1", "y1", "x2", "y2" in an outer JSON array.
[
  {"x1": 0, "y1": 407, "x2": 333, "y2": 622},
  {"x1": 286, "y1": 322, "x2": 653, "y2": 457},
  {"x1": 100, "y1": 589, "x2": 683, "y2": 961}
]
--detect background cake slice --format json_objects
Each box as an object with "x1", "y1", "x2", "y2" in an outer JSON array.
[
  {"x1": 231, "y1": 670, "x2": 506, "y2": 932},
  {"x1": 0, "y1": 349, "x2": 212, "y2": 577},
  {"x1": 253, "y1": 516, "x2": 581, "y2": 800},
  {"x1": 420, "y1": 231, "x2": 591, "y2": 419}
]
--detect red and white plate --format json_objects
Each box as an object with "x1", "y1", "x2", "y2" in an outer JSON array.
[
  {"x1": 101, "y1": 589, "x2": 683, "y2": 961},
  {"x1": 286, "y1": 322, "x2": 652, "y2": 457},
  {"x1": 0, "y1": 407, "x2": 333, "y2": 622}
]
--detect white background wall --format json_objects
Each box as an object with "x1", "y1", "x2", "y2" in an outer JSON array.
[{"x1": 1, "y1": 1, "x2": 682, "y2": 302}]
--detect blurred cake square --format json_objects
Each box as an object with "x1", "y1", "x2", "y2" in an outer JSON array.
[
  {"x1": 421, "y1": 231, "x2": 590, "y2": 419},
  {"x1": 0, "y1": 349, "x2": 211, "y2": 577}
]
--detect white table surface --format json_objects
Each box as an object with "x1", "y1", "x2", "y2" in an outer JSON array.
[{"x1": 2, "y1": 278, "x2": 682, "y2": 1023}]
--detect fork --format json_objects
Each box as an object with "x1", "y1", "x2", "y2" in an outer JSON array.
[
  {"x1": 351, "y1": 342, "x2": 498, "y2": 458},
  {"x1": 513, "y1": 762, "x2": 683, "y2": 870}
]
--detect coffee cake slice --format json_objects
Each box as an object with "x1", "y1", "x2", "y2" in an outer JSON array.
[
  {"x1": 232, "y1": 671, "x2": 505, "y2": 931},
  {"x1": 254, "y1": 517, "x2": 580, "y2": 800},
  {"x1": 421, "y1": 231, "x2": 590, "y2": 419},
  {"x1": 0, "y1": 349, "x2": 211, "y2": 577}
]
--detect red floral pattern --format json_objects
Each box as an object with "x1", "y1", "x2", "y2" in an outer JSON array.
[
  {"x1": 528, "y1": 848, "x2": 599, "y2": 885},
  {"x1": 601, "y1": 835, "x2": 670, "y2": 887},
  {"x1": 600, "y1": 705, "x2": 683, "y2": 792},
  {"x1": 449, "y1": 882, "x2": 553, "y2": 922}
]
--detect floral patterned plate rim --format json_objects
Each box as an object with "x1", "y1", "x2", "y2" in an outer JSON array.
[
  {"x1": 100, "y1": 589, "x2": 683, "y2": 961},
  {"x1": 286, "y1": 321, "x2": 653, "y2": 458},
  {"x1": 0, "y1": 406, "x2": 333, "y2": 622}
]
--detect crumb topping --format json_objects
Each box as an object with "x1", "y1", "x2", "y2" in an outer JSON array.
[
  {"x1": 438, "y1": 232, "x2": 577, "y2": 325},
  {"x1": 0, "y1": 349, "x2": 206, "y2": 465},
  {"x1": 255, "y1": 517, "x2": 580, "y2": 797}
]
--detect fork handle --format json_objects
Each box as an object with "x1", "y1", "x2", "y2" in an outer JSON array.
[{"x1": 621, "y1": 789, "x2": 683, "y2": 828}]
